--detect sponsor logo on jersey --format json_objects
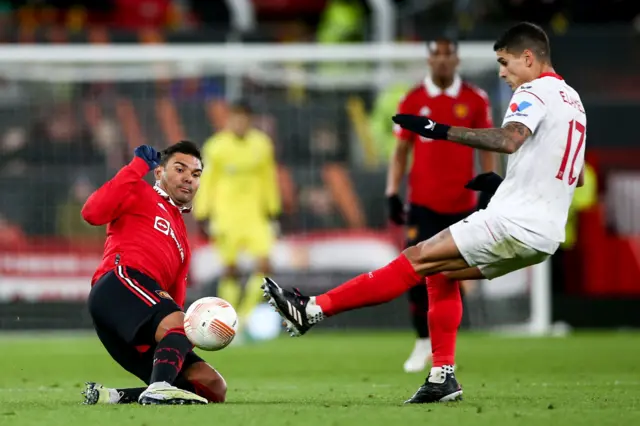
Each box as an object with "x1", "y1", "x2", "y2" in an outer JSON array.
[
  {"x1": 509, "y1": 101, "x2": 532, "y2": 112},
  {"x1": 153, "y1": 216, "x2": 185, "y2": 262},
  {"x1": 419, "y1": 106, "x2": 431, "y2": 116},
  {"x1": 506, "y1": 100, "x2": 532, "y2": 118}
]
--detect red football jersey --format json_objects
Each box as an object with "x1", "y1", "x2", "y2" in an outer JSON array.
[
  {"x1": 394, "y1": 75, "x2": 494, "y2": 213},
  {"x1": 82, "y1": 157, "x2": 191, "y2": 308}
]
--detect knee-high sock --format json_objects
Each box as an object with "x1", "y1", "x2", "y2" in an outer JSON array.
[
  {"x1": 427, "y1": 274, "x2": 462, "y2": 367},
  {"x1": 316, "y1": 254, "x2": 421, "y2": 316},
  {"x1": 149, "y1": 327, "x2": 193, "y2": 385}
]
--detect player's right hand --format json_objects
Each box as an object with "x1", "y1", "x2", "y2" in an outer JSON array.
[
  {"x1": 134, "y1": 145, "x2": 161, "y2": 170},
  {"x1": 387, "y1": 194, "x2": 405, "y2": 225}
]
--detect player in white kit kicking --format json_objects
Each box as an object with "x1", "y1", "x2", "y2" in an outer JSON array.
[{"x1": 261, "y1": 22, "x2": 587, "y2": 404}]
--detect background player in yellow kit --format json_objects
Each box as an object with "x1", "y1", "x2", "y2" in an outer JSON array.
[{"x1": 194, "y1": 101, "x2": 281, "y2": 332}]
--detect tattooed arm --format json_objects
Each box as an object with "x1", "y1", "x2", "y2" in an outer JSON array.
[{"x1": 447, "y1": 122, "x2": 531, "y2": 154}]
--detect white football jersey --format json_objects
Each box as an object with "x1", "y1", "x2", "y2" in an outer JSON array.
[{"x1": 488, "y1": 73, "x2": 587, "y2": 254}]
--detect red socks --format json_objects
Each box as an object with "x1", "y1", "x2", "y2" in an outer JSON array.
[
  {"x1": 316, "y1": 254, "x2": 421, "y2": 316},
  {"x1": 427, "y1": 274, "x2": 462, "y2": 367}
]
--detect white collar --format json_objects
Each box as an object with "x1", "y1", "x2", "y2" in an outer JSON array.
[
  {"x1": 423, "y1": 74, "x2": 462, "y2": 98},
  {"x1": 154, "y1": 184, "x2": 192, "y2": 213}
]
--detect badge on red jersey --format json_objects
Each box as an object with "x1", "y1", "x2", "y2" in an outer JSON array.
[
  {"x1": 407, "y1": 226, "x2": 418, "y2": 241},
  {"x1": 454, "y1": 103, "x2": 469, "y2": 119},
  {"x1": 156, "y1": 290, "x2": 173, "y2": 300}
]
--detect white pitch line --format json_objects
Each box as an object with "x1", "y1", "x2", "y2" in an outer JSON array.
[{"x1": 0, "y1": 387, "x2": 65, "y2": 392}]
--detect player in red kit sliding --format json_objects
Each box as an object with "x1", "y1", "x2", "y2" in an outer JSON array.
[
  {"x1": 386, "y1": 38, "x2": 497, "y2": 373},
  {"x1": 80, "y1": 141, "x2": 227, "y2": 406},
  {"x1": 263, "y1": 23, "x2": 584, "y2": 404}
]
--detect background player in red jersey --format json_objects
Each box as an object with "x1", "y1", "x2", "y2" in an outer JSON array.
[
  {"x1": 386, "y1": 38, "x2": 497, "y2": 373},
  {"x1": 80, "y1": 141, "x2": 226, "y2": 406}
]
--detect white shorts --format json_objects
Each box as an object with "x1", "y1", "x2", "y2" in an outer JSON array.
[{"x1": 449, "y1": 210, "x2": 550, "y2": 280}]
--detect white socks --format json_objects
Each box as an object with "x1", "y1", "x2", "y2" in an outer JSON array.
[
  {"x1": 428, "y1": 365, "x2": 455, "y2": 384},
  {"x1": 107, "y1": 388, "x2": 121, "y2": 404},
  {"x1": 306, "y1": 297, "x2": 325, "y2": 324}
]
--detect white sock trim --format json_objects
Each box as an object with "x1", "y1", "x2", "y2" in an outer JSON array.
[
  {"x1": 428, "y1": 365, "x2": 454, "y2": 384},
  {"x1": 107, "y1": 388, "x2": 121, "y2": 404},
  {"x1": 305, "y1": 297, "x2": 324, "y2": 324}
]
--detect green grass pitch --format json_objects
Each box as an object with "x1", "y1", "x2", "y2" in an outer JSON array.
[{"x1": 1, "y1": 331, "x2": 639, "y2": 425}]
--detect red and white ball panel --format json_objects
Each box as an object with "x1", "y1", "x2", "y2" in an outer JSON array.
[{"x1": 184, "y1": 297, "x2": 239, "y2": 351}]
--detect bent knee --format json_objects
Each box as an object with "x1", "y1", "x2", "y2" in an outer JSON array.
[
  {"x1": 198, "y1": 375, "x2": 227, "y2": 403},
  {"x1": 186, "y1": 363, "x2": 227, "y2": 403},
  {"x1": 154, "y1": 311, "x2": 185, "y2": 342}
]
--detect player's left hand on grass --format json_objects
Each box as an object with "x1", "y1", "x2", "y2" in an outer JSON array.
[
  {"x1": 134, "y1": 145, "x2": 161, "y2": 171},
  {"x1": 392, "y1": 114, "x2": 451, "y2": 140},
  {"x1": 465, "y1": 172, "x2": 503, "y2": 195}
]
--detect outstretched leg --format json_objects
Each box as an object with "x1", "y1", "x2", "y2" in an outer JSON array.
[
  {"x1": 261, "y1": 228, "x2": 472, "y2": 404},
  {"x1": 262, "y1": 228, "x2": 467, "y2": 336}
]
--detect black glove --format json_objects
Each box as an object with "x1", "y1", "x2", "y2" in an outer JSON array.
[
  {"x1": 465, "y1": 172, "x2": 504, "y2": 210},
  {"x1": 464, "y1": 172, "x2": 503, "y2": 195},
  {"x1": 134, "y1": 145, "x2": 161, "y2": 170},
  {"x1": 387, "y1": 194, "x2": 405, "y2": 225},
  {"x1": 392, "y1": 114, "x2": 451, "y2": 140},
  {"x1": 477, "y1": 191, "x2": 493, "y2": 211}
]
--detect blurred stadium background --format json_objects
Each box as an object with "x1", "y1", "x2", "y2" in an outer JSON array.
[{"x1": 0, "y1": 0, "x2": 639, "y2": 336}]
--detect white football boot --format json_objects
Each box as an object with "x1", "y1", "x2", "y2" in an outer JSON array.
[
  {"x1": 138, "y1": 381, "x2": 208, "y2": 405},
  {"x1": 403, "y1": 338, "x2": 433, "y2": 373},
  {"x1": 82, "y1": 382, "x2": 121, "y2": 405}
]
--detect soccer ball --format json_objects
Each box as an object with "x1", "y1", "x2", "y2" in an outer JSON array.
[{"x1": 184, "y1": 297, "x2": 239, "y2": 351}]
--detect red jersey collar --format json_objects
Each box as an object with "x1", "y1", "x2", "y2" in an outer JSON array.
[
  {"x1": 154, "y1": 184, "x2": 192, "y2": 213},
  {"x1": 539, "y1": 72, "x2": 563, "y2": 80}
]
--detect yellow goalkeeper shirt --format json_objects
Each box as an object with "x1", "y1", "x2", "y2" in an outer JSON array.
[{"x1": 194, "y1": 129, "x2": 281, "y2": 226}]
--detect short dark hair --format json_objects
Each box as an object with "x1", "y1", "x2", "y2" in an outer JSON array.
[
  {"x1": 427, "y1": 37, "x2": 458, "y2": 53},
  {"x1": 229, "y1": 99, "x2": 253, "y2": 115},
  {"x1": 493, "y1": 22, "x2": 551, "y2": 62},
  {"x1": 160, "y1": 140, "x2": 203, "y2": 167}
]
